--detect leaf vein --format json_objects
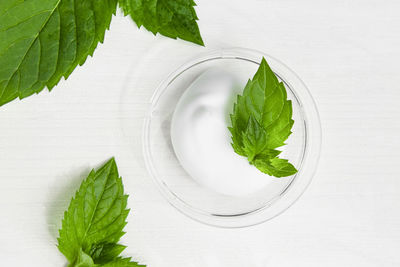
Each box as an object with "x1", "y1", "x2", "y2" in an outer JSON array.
[
  {"x1": 1, "y1": 1, "x2": 61, "y2": 96},
  {"x1": 0, "y1": 9, "x2": 52, "y2": 32}
]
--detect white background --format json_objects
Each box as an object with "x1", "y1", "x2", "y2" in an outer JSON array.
[{"x1": 1, "y1": 0, "x2": 400, "y2": 266}]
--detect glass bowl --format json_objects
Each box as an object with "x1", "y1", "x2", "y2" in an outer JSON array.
[{"x1": 142, "y1": 48, "x2": 321, "y2": 228}]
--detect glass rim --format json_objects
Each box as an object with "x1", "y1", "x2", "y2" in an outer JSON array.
[{"x1": 142, "y1": 47, "x2": 322, "y2": 228}]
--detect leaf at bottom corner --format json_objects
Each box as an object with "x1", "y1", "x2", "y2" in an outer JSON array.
[
  {"x1": 58, "y1": 158, "x2": 129, "y2": 263},
  {"x1": 100, "y1": 257, "x2": 145, "y2": 267},
  {"x1": 71, "y1": 249, "x2": 95, "y2": 267}
]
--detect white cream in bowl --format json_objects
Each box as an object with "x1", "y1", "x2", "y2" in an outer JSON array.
[{"x1": 170, "y1": 69, "x2": 278, "y2": 197}]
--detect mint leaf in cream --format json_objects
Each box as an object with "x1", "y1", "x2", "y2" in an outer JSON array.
[{"x1": 229, "y1": 58, "x2": 297, "y2": 177}]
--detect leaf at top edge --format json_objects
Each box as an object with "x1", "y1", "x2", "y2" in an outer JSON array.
[
  {"x1": 0, "y1": 0, "x2": 118, "y2": 106},
  {"x1": 119, "y1": 0, "x2": 204, "y2": 45}
]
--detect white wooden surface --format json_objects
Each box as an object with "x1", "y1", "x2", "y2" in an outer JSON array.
[{"x1": 1, "y1": 0, "x2": 400, "y2": 266}]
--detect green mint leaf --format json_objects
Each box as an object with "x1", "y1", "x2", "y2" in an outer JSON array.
[
  {"x1": 0, "y1": 0, "x2": 117, "y2": 106},
  {"x1": 253, "y1": 157, "x2": 298, "y2": 178},
  {"x1": 120, "y1": 0, "x2": 204, "y2": 45},
  {"x1": 99, "y1": 257, "x2": 145, "y2": 267},
  {"x1": 73, "y1": 249, "x2": 95, "y2": 267},
  {"x1": 58, "y1": 158, "x2": 130, "y2": 265},
  {"x1": 229, "y1": 58, "x2": 298, "y2": 177},
  {"x1": 90, "y1": 243, "x2": 127, "y2": 265},
  {"x1": 241, "y1": 115, "x2": 268, "y2": 162}
]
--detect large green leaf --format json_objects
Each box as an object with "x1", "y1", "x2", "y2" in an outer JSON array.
[
  {"x1": 120, "y1": 0, "x2": 203, "y2": 45},
  {"x1": 0, "y1": 0, "x2": 117, "y2": 106}
]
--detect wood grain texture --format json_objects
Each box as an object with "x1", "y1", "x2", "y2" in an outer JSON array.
[{"x1": 0, "y1": 0, "x2": 399, "y2": 266}]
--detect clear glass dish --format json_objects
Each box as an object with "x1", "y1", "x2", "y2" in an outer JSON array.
[{"x1": 142, "y1": 48, "x2": 321, "y2": 228}]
